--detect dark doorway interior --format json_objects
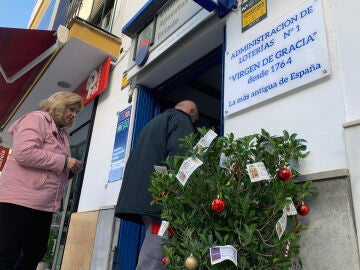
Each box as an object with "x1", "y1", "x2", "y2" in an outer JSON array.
[{"x1": 151, "y1": 46, "x2": 223, "y2": 134}]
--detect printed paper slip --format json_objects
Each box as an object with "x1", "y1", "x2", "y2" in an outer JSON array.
[
  {"x1": 176, "y1": 157, "x2": 203, "y2": 186},
  {"x1": 210, "y1": 245, "x2": 237, "y2": 266},
  {"x1": 194, "y1": 130, "x2": 218, "y2": 153}
]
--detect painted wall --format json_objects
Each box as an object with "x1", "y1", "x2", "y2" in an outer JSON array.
[
  {"x1": 52, "y1": 0, "x2": 71, "y2": 30},
  {"x1": 332, "y1": 0, "x2": 360, "y2": 248},
  {"x1": 78, "y1": 0, "x2": 94, "y2": 21},
  {"x1": 111, "y1": 0, "x2": 147, "y2": 39},
  {"x1": 77, "y1": 63, "x2": 137, "y2": 211},
  {"x1": 334, "y1": 1, "x2": 360, "y2": 122},
  {"x1": 78, "y1": 0, "x2": 359, "y2": 213},
  {"x1": 75, "y1": 0, "x2": 360, "y2": 267},
  {"x1": 77, "y1": 0, "x2": 220, "y2": 212},
  {"x1": 29, "y1": 0, "x2": 52, "y2": 29},
  {"x1": 77, "y1": 0, "x2": 161, "y2": 213},
  {"x1": 345, "y1": 125, "x2": 360, "y2": 250},
  {"x1": 224, "y1": 0, "x2": 348, "y2": 175},
  {"x1": 77, "y1": 0, "x2": 146, "y2": 212},
  {"x1": 223, "y1": 0, "x2": 360, "y2": 266}
]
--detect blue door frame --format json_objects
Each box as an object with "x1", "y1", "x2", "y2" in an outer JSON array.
[{"x1": 114, "y1": 88, "x2": 154, "y2": 270}]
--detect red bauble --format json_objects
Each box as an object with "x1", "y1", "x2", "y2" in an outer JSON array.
[
  {"x1": 211, "y1": 198, "x2": 225, "y2": 213},
  {"x1": 278, "y1": 168, "x2": 292, "y2": 181},
  {"x1": 152, "y1": 191, "x2": 167, "y2": 202},
  {"x1": 162, "y1": 256, "x2": 168, "y2": 266},
  {"x1": 297, "y1": 203, "x2": 310, "y2": 216}
]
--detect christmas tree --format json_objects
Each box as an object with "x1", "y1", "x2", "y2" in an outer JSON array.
[{"x1": 150, "y1": 128, "x2": 316, "y2": 269}]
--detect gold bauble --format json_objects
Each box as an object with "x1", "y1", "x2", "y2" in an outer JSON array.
[{"x1": 185, "y1": 255, "x2": 199, "y2": 270}]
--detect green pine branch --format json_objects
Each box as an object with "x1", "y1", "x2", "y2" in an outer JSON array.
[{"x1": 149, "y1": 128, "x2": 316, "y2": 269}]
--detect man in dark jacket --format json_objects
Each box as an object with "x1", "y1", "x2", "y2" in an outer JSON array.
[{"x1": 115, "y1": 100, "x2": 198, "y2": 270}]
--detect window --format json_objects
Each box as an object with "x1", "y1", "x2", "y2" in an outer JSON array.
[{"x1": 88, "y1": 0, "x2": 115, "y2": 31}]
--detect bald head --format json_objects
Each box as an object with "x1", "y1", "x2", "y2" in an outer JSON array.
[{"x1": 175, "y1": 100, "x2": 199, "y2": 124}]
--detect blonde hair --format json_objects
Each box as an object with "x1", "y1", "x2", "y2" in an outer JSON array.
[{"x1": 39, "y1": 91, "x2": 84, "y2": 123}]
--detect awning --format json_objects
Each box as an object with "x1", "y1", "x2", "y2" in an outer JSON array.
[
  {"x1": 0, "y1": 17, "x2": 122, "y2": 130},
  {"x1": 0, "y1": 27, "x2": 58, "y2": 129}
]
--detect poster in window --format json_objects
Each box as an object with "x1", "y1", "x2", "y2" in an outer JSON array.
[{"x1": 108, "y1": 106, "x2": 132, "y2": 182}]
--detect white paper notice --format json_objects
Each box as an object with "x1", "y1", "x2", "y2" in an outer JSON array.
[
  {"x1": 154, "y1": 165, "x2": 168, "y2": 175},
  {"x1": 194, "y1": 130, "x2": 218, "y2": 153},
  {"x1": 176, "y1": 157, "x2": 203, "y2": 186},
  {"x1": 224, "y1": 0, "x2": 331, "y2": 116},
  {"x1": 219, "y1": 153, "x2": 229, "y2": 168},
  {"x1": 276, "y1": 211, "x2": 287, "y2": 239},
  {"x1": 158, "y1": 220, "x2": 169, "y2": 237},
  {"x1": 210, "y1": 245, "x2": 237, "y2": 266},
  {"x1": 284, "y1": 197, "x2": 297, "y2": 216},
  {"x1": 246, "y1": 162, "x2": 271, "y2": 182}
]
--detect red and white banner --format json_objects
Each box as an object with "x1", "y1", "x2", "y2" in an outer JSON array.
[
  {"x1": 74, "y1": 56, "x2": 111, "y2": 105},
  {"x1": 0, "y1": 146, "x2": 10, "y2": 171}
]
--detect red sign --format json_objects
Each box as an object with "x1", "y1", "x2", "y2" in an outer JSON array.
[
  {"x1": 0, "y1": 146, "x2": 10, "y2": 171},
  {"x1": 74, "y1": 56, "x2": 111, "y2": 105}
]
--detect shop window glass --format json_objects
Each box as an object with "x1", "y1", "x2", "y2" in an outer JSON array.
[{"x1": 88, "y1": 0, "x2": 115, "y2": 31}]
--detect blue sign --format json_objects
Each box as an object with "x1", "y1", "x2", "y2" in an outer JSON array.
[{"x1": 108, "y1": 106, "x2": 132, "y2": 182}]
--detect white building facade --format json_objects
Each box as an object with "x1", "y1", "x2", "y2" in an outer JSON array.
[
  {"x1": 1, "y1": 0, "x2": 360, "y2": 269},
  {"x1": 77, "y1": 0, "x2": 360, "y2": 268}
]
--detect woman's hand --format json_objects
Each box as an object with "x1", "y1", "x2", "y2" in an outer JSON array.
[{"x1": 67, "y1": 157, "x2": 83, "y2": 174}]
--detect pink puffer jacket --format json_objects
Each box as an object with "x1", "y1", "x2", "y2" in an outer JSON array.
[{"x1": 0, "y1": 111, "x2": 71, "y2": 212}]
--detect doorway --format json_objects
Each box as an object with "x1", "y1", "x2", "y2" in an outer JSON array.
[
  {"x1": 154, "y1": 46, "x2": 223, "y2": 134},
  {"x1": 115, "y1": 45, "x2": 223, "y2": 269}
]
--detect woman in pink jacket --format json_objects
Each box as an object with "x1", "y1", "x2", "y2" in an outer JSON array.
[{"x1": 0, "y1": 91, "x2": 84, "y2": 270}]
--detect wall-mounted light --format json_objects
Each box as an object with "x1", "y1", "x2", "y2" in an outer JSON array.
[
  {"x1": 128, "y1": 87, "x2": 136, "y2": 103},
  {"x1": 57, "y1": 81, "x2": 71, "y2": 88}
]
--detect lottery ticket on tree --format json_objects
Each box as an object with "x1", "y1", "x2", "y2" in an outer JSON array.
[
  {"x1": 210, "y1": 245, "x2": 237, "y2": 266},
  {"x1": 219, "y1": 153, "x2": 229, "y2": 169},
  {"x1": 154, "y1": 165, "x2": 168, "y2": 175},
  {"x1": 289, "y1": 158, "x2": 300, "y2": 171},
  {"x1": 276, "y1": 211, "x2": 287, "y2": 239},
  {"x1": 194, "y1": 129, "x2": 217, "y2": 153},
  {"x1": 176, "y1": 157, "x2": 203, "y2": 186},
  {"x1": 284, "y1": 197, "x2": 297, "y2": 216},
  {"x1": 157, "y1": 221, "x2": 169, "y2": 237},
  {"x1": 260, "y1": 141, "x2": 275, "y2": 154},
  {"x1": 246, "y1": 162, "x2": 271, "y2": 182}
]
